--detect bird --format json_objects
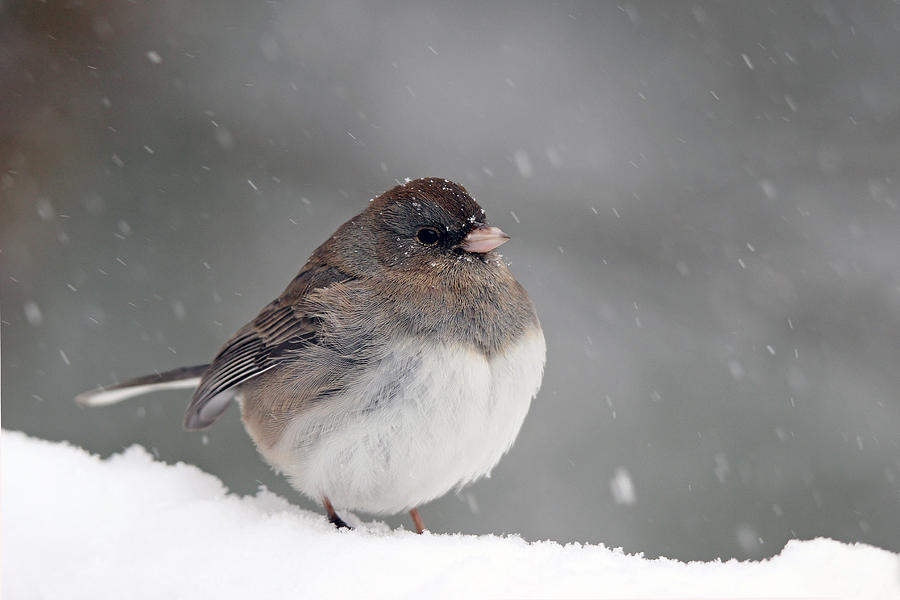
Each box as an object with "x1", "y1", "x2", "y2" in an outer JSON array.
[{"x1": 77, "y1": 177, "x2": 546, "y2": 534}]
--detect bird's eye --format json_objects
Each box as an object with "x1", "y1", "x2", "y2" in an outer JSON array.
[{"x1": 415, "y1": 227, "x2": 441, "y2": 246}]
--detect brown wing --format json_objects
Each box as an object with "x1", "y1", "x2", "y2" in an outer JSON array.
[{"x1": 184, "y1": 263, "x2": 351, "y2": 430}]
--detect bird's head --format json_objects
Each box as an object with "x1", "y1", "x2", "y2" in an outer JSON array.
[{"x1": 361, "y1": 178, "x2": 510, "y2": 276}]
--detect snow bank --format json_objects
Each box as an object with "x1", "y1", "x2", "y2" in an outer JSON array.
[{"x1": 2, "y1": 430, "x2": 898, "y2": 600}]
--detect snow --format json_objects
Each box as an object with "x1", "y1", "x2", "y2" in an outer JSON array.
[
  {"x1": 513, "y1": 149, "x2": 533, "y2": 178},
  {"x1": 609, "y1": 466, "x2": 636, "y2": 505},
  {"x1": 2, "y1": 430, "x2": 898, "y2": 600}
]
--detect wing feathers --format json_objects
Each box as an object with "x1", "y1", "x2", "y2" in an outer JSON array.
[{"x1": 184, "y1": 264, "x2": 352, "y2": 430}]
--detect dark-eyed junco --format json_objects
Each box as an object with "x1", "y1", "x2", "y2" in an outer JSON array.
[{"x1": 78, "y1": 178, "x2": 545, "y2": 533}]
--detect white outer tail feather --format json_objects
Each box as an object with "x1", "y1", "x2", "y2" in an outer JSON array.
[{"x1": 76, "y1": 377, "x2": 202, "y2": 406}]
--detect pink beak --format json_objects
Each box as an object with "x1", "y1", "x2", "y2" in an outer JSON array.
[{"x1": 460, "y1": 226, "x2": 511, "y2": 253}]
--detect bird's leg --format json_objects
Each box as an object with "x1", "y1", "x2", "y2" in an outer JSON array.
[
  {"x1": 409, "y1": 507, "x2": 426, "y2": 534},
  {"x1": 323, "y1": 497, "x2": 350, "y2": 530}
]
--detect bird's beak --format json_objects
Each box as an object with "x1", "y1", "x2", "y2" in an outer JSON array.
[{"x1": 460, "y1": 226, "x2": 511, "y2": 253}]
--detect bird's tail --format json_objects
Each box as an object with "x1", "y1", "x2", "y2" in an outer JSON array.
[{"x1": 76, "y1": 364, "x2": 210, "y2": 406}]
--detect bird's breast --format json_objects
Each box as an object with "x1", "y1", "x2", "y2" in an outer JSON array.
[{"x1": 256, "y1": 324, "x2": 546, "y2": 514}]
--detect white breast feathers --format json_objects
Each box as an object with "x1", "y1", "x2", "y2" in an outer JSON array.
[{"x1": 258, "y1": 325, "x2": 546, "y2": 515}]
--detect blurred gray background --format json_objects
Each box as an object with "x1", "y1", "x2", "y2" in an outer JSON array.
[{"x1": 2, "y1": 1, "x2": 899, "y2": 561}]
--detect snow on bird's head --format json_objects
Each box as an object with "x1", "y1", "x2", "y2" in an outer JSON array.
[{"x1": 371, "y1": 178, "x2": 486, "y2": 227}]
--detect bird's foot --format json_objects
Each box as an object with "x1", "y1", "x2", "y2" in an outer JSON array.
[
  {"x1": 323, "y1": 496, "x2": 351, "y2": 531},
  {"x1": 328, "y1": 513, "x2": 351, "y2": 530},
  {"x1": 409, "y1": 508, "x2": 426, "y2": 534}
]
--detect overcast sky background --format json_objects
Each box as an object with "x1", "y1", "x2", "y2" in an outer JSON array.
[{"x1": 2, "y1": 1, "x2": 899, "y2": 560}]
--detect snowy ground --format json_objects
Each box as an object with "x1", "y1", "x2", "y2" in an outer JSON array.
[{"x1": 3, "y1": 430, "x2": 898, "y2": 600}]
